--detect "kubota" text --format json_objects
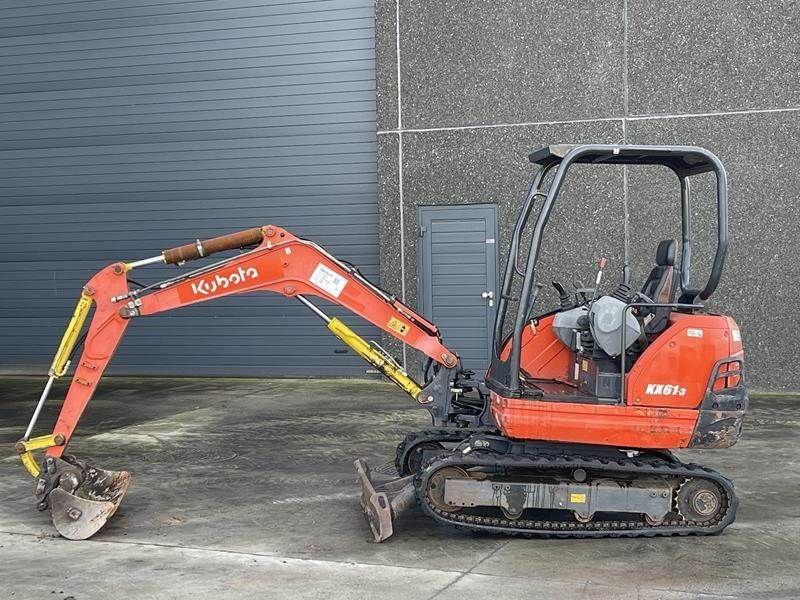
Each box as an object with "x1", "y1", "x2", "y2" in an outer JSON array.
[{"x1": 190, "y1": 266, "x2": 259, "y2": 296}]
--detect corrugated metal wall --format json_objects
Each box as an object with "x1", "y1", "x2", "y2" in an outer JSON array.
[{"x1": 0, "y1": 0, "x2": 380, "y2": 376}]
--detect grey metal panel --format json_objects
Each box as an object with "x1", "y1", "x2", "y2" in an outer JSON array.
[
  {"x1": 419, "y1": 205, "x2": 498, "y2": 372},
  {"x1": 0, "y1": 0, "x2": 379, "y2": 376}
]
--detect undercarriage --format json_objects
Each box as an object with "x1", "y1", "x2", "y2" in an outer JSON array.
[{"x1": 357, "y1": 431, "x2": 736, "y2": 541}]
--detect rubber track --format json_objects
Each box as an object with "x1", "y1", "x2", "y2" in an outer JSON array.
[{"x1": 413, "y1": 450, "x2": 738, "y2": 538}]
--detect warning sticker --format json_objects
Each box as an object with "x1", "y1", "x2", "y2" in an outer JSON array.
[
  {"x1": 309, "y1": 263, "x2": 347, "y2": 298},
  {"x1": 687, "y1": 328, "x2": 704, "y2": 338},
  {"x1": 387, "y1": 317, "x2": 410, "y2": 337},
  {"x1": 570, "y1": 493, "x2": 587, "y2": 504}
]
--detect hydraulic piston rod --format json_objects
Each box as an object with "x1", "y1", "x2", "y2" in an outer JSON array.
[
  {"x1": 296, "y1": 295, "x2": 424, "y2": 401},
  {"x1": 23, "y1": 373, "x2": 58, "y2": 442},
  {"x1": 21, "y1": 291, "x2": 92, "y2": 443}
]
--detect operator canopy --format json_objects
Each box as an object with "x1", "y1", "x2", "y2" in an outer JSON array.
[{"x1": 529, "y1": 144, "x2": 720, "y2": 177}]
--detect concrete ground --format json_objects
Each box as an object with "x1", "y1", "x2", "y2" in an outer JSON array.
[{"x1": 0, "y1": 377, "x2": 798, "y2": 600}]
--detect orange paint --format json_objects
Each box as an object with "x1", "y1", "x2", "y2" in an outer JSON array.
[
  {"x1": 515, "y1": 314, "x2": 573, "y2": 382},
  {"x1": 490, "y1": 392, "x2": 697, "y2": 448},
  {"x1": 47, "y1": 264, "x2": 130, "y2": 457},
  {"x1": 45, "y1": 226, "x2": 458, "y2": 455},
  {"x1": 491, "y1": 310, "x2": 745, "y2": 449},
  {"x1": 626, "y1": 312, "x2": 735, "y2": 408}
]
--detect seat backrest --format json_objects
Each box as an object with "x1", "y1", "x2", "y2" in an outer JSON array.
[
  {"x1": 641, "y1": 239, "x2": 678, "y2": 303},
  {"x1": 640, "y1": 239, "x2": 679, "y2": 333}
]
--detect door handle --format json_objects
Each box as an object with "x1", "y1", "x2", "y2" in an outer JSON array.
[{"x1": 481, "y1": 291, "x2": 494, "y2": 307}]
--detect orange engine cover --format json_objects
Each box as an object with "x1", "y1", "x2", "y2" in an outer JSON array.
[
  {"x1": 626, "y1": 312, "x2": 742, "y2": 408},
  {"x1": 490, "y1": 311, "x2": 745, "y2": 449}
]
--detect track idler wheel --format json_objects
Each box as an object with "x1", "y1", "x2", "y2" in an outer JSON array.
[
  {"x1": 402, "y1": 442, "x2": 445, "y2": 476},
  {"x1": 36, "y1": 455, "x2": 132, "y2": 540},
  {"x1": 677, "y1": 478, "x2": 724, "y2": 523},
  {"x1": 425, "y1": 466, "x2": 468, "y2": 514}
]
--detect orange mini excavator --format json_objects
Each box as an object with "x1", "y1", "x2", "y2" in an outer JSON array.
[{"x1": 17, "y1": 144, "x2": 747, "y2": 541}]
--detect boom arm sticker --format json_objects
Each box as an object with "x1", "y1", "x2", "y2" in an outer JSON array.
[
  {"x1": 387, "y1": 317, "x2": 410, "y2": 337},
  {"x1": 309, "y1": 263, "x2": 347, "y2": 298}
]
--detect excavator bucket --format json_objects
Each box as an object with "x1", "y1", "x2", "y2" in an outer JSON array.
[
  {"x1": 354, "y1": 459, "x2": 416, "y2": 542},
  {"x1": 36, "y1": 455, "x2": 131, "y2": 540}
]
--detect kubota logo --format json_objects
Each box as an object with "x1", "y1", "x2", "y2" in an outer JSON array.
[
  {"x1": 645, "y1": 383, "x2": 687, "y2": 396},
  {"x1": 190, "y1": 266, "x2": 259, "y2": 296}
]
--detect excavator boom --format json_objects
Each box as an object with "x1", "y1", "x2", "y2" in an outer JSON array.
[{"x1": 17, "y1": 224, "x2": 459, "y2": 539}]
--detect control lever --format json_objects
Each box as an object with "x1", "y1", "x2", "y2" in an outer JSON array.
[
  {"x1": 573, "y1": 281, "x2": 593, "y2": 304},
  {"x1": 552, "y1": 281, "x2": 574, "y2": 310},
  {"x1": 590, "y1": 257, "x2": 607, "y2": 303}
]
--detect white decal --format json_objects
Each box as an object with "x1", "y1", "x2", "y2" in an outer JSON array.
[
  {"x1": 687, "y1": 328, "x2": 704, "y2": 338},
  {"x1": 309, "y1": 263, "x2": 347, "y2": 298},
  {"x1": 644, "y1": 383, "x2": 687, "y2": 396},
  {"x1": 190, "y1": 266, "x2": 259, "y2": 296},
  {"x1": 732, "y1": 329, "x2": 741, "y2": 342}
]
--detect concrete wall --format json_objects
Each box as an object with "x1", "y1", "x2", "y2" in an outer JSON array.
[{"x1": 375, "y1": 0, "x2": 799, "y2": 391}]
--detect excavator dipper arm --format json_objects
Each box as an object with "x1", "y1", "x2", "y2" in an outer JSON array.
[{"x1": 17, "y1": 225, "x2": 459, "y2": 539}]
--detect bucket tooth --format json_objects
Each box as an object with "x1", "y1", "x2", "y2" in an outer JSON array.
[
  {"x1": 354, "y1": 458, "x2": 415, "y2": 542},
  {"x1": 37, "y1": 455, "x2": 132, "y2": 540}
]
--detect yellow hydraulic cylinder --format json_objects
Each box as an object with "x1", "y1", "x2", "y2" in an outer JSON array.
[
  {"x1": 49, "y1": 292, "x2": 93, "y2": 378},
  {"x1": 326, "y1": 317, "x2": 423, "y2": 401}
]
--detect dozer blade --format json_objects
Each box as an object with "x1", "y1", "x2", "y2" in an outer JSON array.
[
  {"x1": 37, "y1": 455, "x2": 132, "y2": 540},
  {"x1": 354, "y1": 458, "x2": 415, "y2": 542}
]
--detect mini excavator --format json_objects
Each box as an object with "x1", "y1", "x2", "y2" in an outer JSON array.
[{"x1": 17, "y1": 144, "x2": 747, "y2": 541}]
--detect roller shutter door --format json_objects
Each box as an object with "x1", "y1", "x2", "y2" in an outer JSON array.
[{"x1": 0, "y1": 0, "x2": 379, "y2": 376}]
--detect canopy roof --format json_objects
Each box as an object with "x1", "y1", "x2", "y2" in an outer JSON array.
[{"x1": 528, "y1": 144, "x2": 719, "y2": 177}]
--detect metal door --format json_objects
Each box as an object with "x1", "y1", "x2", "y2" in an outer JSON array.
[{"x1": 419, "y1": 205, "x2": 498, "y2": 372}]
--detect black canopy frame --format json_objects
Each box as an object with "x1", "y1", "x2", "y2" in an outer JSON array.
[{"x1": 488, "y1": 144, "x2": 729, "y2": 396}]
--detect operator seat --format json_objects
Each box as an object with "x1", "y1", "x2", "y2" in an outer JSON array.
[{"x1": 639, "y1": 239, "x2": 679, "y2": 333}]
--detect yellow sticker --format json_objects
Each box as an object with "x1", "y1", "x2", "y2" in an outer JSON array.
[
  {"x1": 570, "y1": 493, "x2": 586, "y2": 503},
  {"x1": 387, "y1": 317, "x2": 410, "y2": 337},
  {"x1": 581, "y1": 359, "x2": 589, "y2": 371}
]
